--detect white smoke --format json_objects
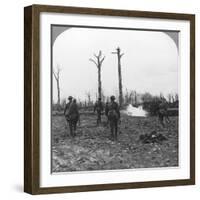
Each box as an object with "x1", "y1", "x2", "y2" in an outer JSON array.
[{"x1": 122, "y1": 104, "x2": 147, "y2": 117}]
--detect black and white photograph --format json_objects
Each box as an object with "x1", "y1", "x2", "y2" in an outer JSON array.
[
  {"x1": 23, "y1": 4, "x2": 195, "y2": 194},
  {"x1": 51, "y1": 25, "x2": 179, "y2": 173}
]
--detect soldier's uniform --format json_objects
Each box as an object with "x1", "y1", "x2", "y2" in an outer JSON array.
[
  {"x1": 67, "y1": 100, "x2": 80, "y2": 136},
  {"x1": 107, "y1": 96, "x2": 120, "y2": 140},
  {"x1": 105, "y1": 102, "x2": 109, "y2": 126},
  {"x1": 158, "y1": 100, "x2": 170, "y2": 127},
  {"x1": 64, "y1": 96, "x2": 79, "y2": 137},
  {"x1": 64, "y1": 97, "x2": 72, "y2": 121},
  {"x1": 94, "y1": 99, "x2": 104, "y2": 125},
  {"x1": 105, "y1": 102, "x2": 109, "y2": 116}
]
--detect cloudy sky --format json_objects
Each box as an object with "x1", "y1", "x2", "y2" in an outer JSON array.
[{"x1": 52, "y1": 26, "x2": 179, "y2": 103}]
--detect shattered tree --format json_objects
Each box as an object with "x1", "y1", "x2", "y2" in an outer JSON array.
[
  {"x1": 89, "y1": 50, "x2": 105, "y2": 99},
  {"x1": 112, "y1": 47, "x2": 124, "y2": 107},
  {"x1": 53, "y1": 65, "x2": 61, "y2": 105}
]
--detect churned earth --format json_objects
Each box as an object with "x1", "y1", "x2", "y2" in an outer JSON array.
[{"x1": 52, "y1": 113, "x2": 178, "y2": 172}]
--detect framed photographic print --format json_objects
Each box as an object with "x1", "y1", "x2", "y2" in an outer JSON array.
[{"x1": 24, "y1": 4, "x2": 195, "y2": 194}]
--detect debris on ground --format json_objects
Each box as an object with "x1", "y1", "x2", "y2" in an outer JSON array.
[
  {"x1": 52, "y1": 114, "x2": 178, "y2": 172},
  {"x1": 139, "y1": 130, "x2": 168, "y2": 144}
]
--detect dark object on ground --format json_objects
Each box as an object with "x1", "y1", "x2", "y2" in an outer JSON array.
[
  {"x1": 140, "y1": 131, "x2": 167, "y2": 144},
  {"x1": 167, "y1": 108, "x2": 178, "y2": 116}
]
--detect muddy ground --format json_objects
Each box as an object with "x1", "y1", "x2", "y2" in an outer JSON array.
[{"x1": 52, "y1": 113, "x2": 178, "y2": 172}]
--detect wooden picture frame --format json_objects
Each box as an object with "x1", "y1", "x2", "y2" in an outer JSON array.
[{"x1": 24, "y1": 4, "x2": 195, "y2": 194}]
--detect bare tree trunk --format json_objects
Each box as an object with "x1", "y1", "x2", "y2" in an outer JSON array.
[
  {"x1": 112, "y1": 47, "x2": 124, "y2": 107},
  {"x1": 53, "y1": 66, "x2": 61, "y2": 107},
  {"x1": 118, "y1": 54, "x2": 123, "y2": 106},
  {"x1": 89, "y1": 50, "x2": 105, "y2": 99},
  {"x1": 56, "y1": 78, "x2": 60, "y2": 105},
  {"x1": 98, "y1": 67, "x2": 102, "y2": 100}
]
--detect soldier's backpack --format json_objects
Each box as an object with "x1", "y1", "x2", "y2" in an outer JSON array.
[{"x1": 65, "y1": 102, "x2": 79, "y2": 122}]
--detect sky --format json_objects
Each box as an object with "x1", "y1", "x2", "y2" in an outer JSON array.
[{"x1": 52, "y1": 26, "x2": 179, "y2": 103}]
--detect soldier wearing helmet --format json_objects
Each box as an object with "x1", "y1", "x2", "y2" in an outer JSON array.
[
  {"x1": 106, "y1": 95, "x2": 120, "y2": 140},
  {"x1": 67, "y1": 98, "x2": 80, "y2": 137},
  {"x1": 158, "y1": 98, "x2": 170, "y2": 127},
  {"x1": 64, "y1": 96, "x2": 73, "y2": 117}
]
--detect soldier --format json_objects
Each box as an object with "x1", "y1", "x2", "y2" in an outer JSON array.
[
  {"x1": 105, "y1": 100, "x2": 109, "y2": 126},
  {"x1": 158, "y1": 98, "x2": 170, "y2": 127},
  {"x1": 64, "y1": 96, "x2": 73, "y2": 119},
  {"x1": 64, "y1": 96, "x2": 79, "y2": 137},
  {"x1": 94, "y1": 97, "x2": 104, "y2": 126},
  {"x1": 107, "y1": 96, "x2": 120, "y2": 140},
  {"x1": 67, "y1": 99, "x2": 80, "y2": 137}
]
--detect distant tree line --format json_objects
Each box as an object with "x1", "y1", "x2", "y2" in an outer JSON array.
[
  {"x1": 53, "y1": 89, "x2": 179, "y2": 116},
  {"x1": 141, "y1": 92, "x2": 179, "y2": 116}
]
